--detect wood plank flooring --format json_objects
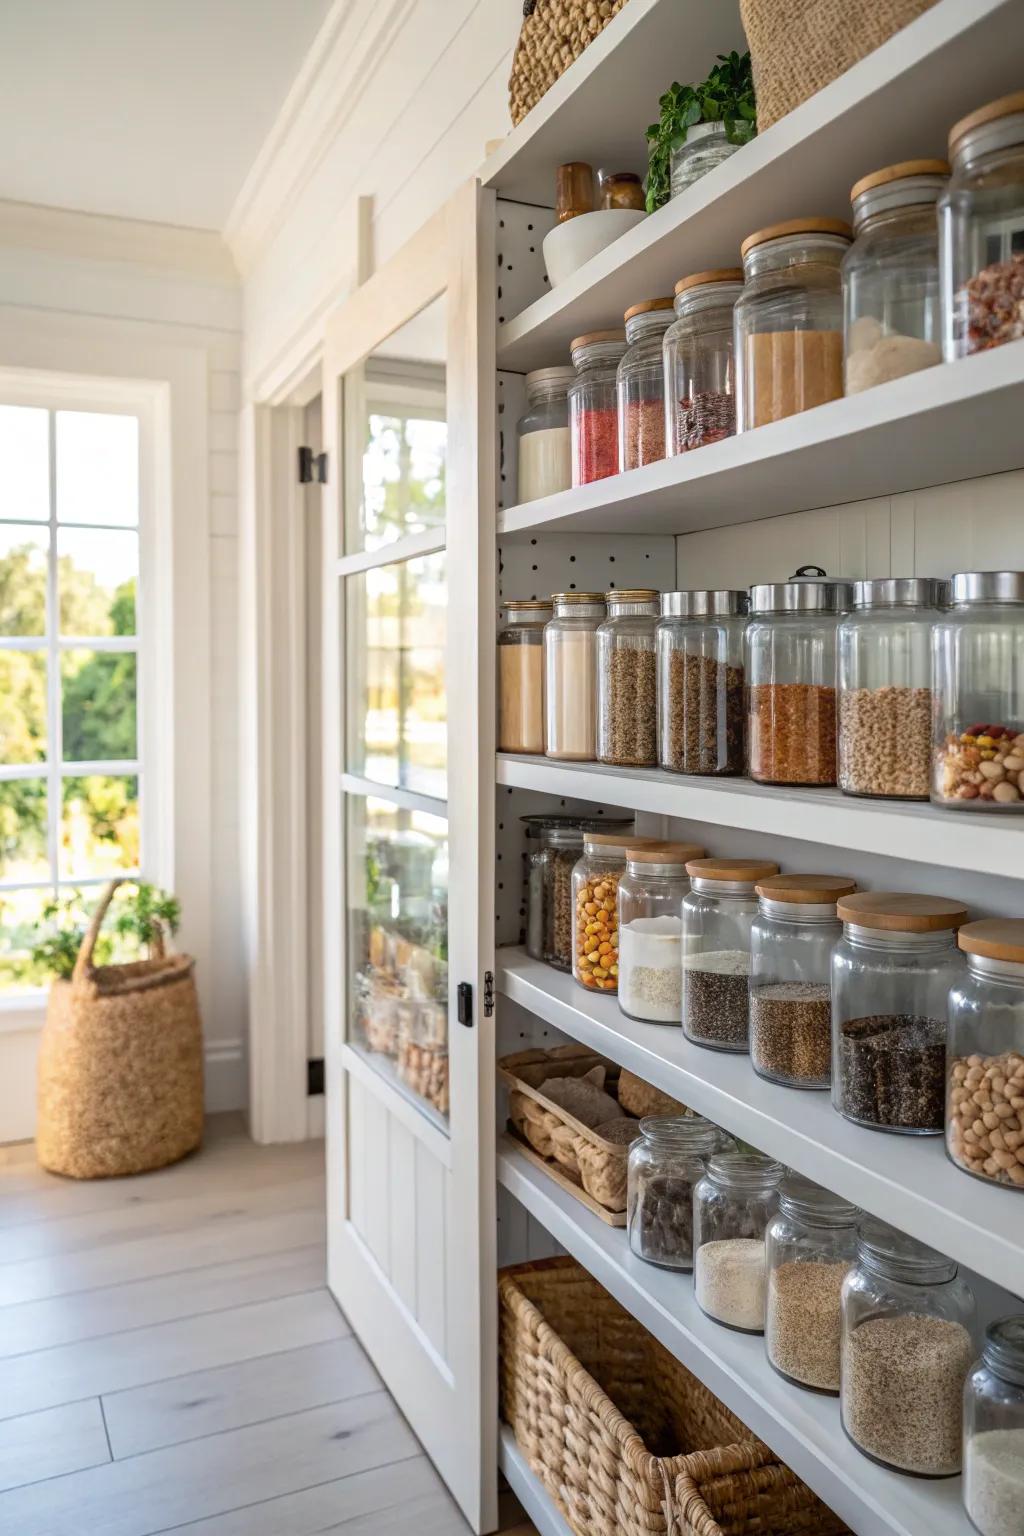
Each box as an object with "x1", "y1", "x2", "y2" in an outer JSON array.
[{"x1": 0, "y1": 1114, "x2": 532, "y2": 1536}]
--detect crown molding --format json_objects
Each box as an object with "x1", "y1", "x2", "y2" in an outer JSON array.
[{"x1": 0, "y1": 198, "x2": 238, "y2": 284}]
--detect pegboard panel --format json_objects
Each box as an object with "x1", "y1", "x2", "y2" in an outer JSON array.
[
  {"x1": 499, "y1": 531, "x2": 677, "y2": 605},
  {"x1": 496, "y1": 198, "x2": 557, "y2": 330},
  {"x1": 497, "y1": 370, "x2": 528, "y2": 511}
]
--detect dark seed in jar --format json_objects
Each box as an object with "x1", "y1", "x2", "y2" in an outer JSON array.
[
  {"x1": 683, "y1": 953, "x2": 750, "y2": 1049},
  {"x1": 676, "y1": 389, "x2": 735, "y2": 451},
  {"x1": 837, "y1": 1014, "x2": 945, "y2": 1131},
  {"x1": 629, "y1": 1172, "x2": 695, "y2": 1268}
]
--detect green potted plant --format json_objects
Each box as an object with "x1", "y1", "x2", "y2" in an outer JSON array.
[{"x1": 645, "y1": 52, "x2": 757, "y2": 213}]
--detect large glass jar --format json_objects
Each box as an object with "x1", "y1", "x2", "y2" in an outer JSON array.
[
  {"x1": 498, "y1": 598, "x2": 551, "y2": 754},
  {"x1": 671, "y1": 121, "x2": 743, "y2": 199},
  {"x1": 516, "y1": 368, "x2": 573, "y2": 502},
  {"x1": 939, "y1": 92, "x2": 1024, "y2": 360},
  {"x1": 837, "y1": 577, "x2": 942, "y2": 800},
  {"x1": 932, "y1": 571, "x2": 1024, "y2": 811},
  {"x1": 749, "y1": 874, "x2": 855, "y2": 1089},
  {"x1": 663, "y1": 270, "x2": 743, "y2": 454},
  {"x1": 963, "y1": 1316, "x2": 1024, "y2": 1534},
  {"x1": 568, "y1": 330, "x2": 627, "y2": 485},
  {"x1": 618, "y1": 842, "x2": 704, "y2": 1023},
  {"x1": 735, "y1": 218, "x2": 852, "y2": 432},
  {"x1": 693, "y1": 1151, "x2": 783, "y2": 1332},
  {"x1": 841, "y1": 1219, "x2": 976, "y2": 1476},
  {"x1": 831, "y1": 892, "x2": 967, "y2": 1135},
  {"x1": 656, "y1": 589, "x2": 746, "y2": 774},
  {"x1": 597, "y1": 589, "x2": 659, "y2": 766},
  {"x1": 947, "y1": 918, "x2": 1024, "y2": 1191},
  {"x1": 571, "y1": 832, "x2": 662, "y2": 995},
  {"x1": 681, "y1": 857, "x2": 779, "y2": 1052},
  {"x1": 617, "y1": 299, "x2": 674, "y2": 470},
  {"x1": 746, "y1": 579, "x2": 851, "y2": 786},
  {"x1": 765, "y1": 1176, "x2": 860, "y2": 1394},
  {"x1": 842, "y1": 160, "x2": 948, "y2": 394},
  {"x1": 627, "y1": 1114, "x2": 735, "y2": 1270},
  {"x1": 523, "y1": 814, "x2": 632, "y2": 973},
  {"x1": 544, "y1": 592, "x2": 605, "y2": 761}
]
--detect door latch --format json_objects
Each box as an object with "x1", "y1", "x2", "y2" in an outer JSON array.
[{"x1": 457, "y1": 981, "x2": 474, "y2": 1028}]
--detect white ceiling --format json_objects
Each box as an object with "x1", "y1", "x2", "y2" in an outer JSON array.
[{"x1": 0, "y1": 0, "x2": 333, "y2": 231}]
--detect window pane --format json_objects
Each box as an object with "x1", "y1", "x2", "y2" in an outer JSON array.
[
  {"x1": 0, "y1": 780, "x2": 49, "y2": 882},
  {"x1": 0, "y1": 650, "x2": 47, "y2": 764},
  {"x1": 0, "y1": 525, "x2": 48, "y2": 637},
  {"x1": 360, "y1": 411, "x2": 447, "y2": 552},
  {"x1": 60, "y1": 774, "x2": 139, "y2": 880},
  {"x1": 0, "y1": 888, "x2": 54, "y2": 994},
  {"x1": 57, "y1": 411, "x2": 138, "y2": 528},
  {"x1": 58, "y1": 528, "x2": 137, "y2": 636},
  {"x1": 0, "y1": 406, "x2": 49, "y2": 522},
  {"x1": 61, "y1": 649, "x2": 137, "y2": 762}
]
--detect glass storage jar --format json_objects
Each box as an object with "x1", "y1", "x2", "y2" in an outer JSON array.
[
  {"x1": 544, "y1": 592, "x2": 605, "y2": 761},
  {"x1": 597, "y1": 589, "x2": 660, "y2": 766},
  {"x1": 946, "y1": 918, "x2": 1024, "y2": 1190},
  {"x1": 765, "y1": 1175, "x2": 860, "y2": 1393},
  {"x1": 963, "y1": 1315, "x2": 1024, "y2": 1535},
  {"x1": 749, "y1": 874, "x2": 855, "y2": 1089},
  {"x1": 572, "y1": 832, "x2": 663, "y2": 995},
  {"x1": 746, "y1": 578, "x2": 851, "y2": 786},
  {"x1": 522, "y1": 814, "x2": 570, "y2": 962},
  {"x1": 841, "y1": 1218, "x2": 976, "y2": 1477},
  {"x1": 617, "y1": 299, "x2": 674, "y2": 470},
  {"x1": 656, "y1": 588, "x2": 747, "y2": 774},
  {"x1": 498, "y1": 598, "x2": 551, "y2": 754},
  {"x1": 670, "y1": 122, "x2": 743, "y2": 199},
  {"x1": 681, "y1": 856, "x2": 779, "y2": 1052},
  {"x1": 735, "y1": 217, "x2": 852, "y2": 432},
  {"x1": 837, "y1": 577, "x2": 942, "y2": 800},
  {"x1": 568, "y1": 330, "x2": 627, "y2": 485},
  {"x1": 932, "y1": 571, "x2": 1024, "y2": 811},
  {"x1": 523, "y1": 814, "x2": 633, "y2": 973},
  {"x1": 618, "y1": 841, "x2": 705, "y2": 1023},
  {"x1": 832, "y1": 892, "x2": 967, "y2": 1134},
  {"x1": 693, "y1": 1151, "x2": 783, "y2": 1332},
  {"x1": 842, "y1": 160, "x2": 948, "y2": 394},
  {"x1": 598, "y1": 169, "x2": 645, "y2": 211},
  {"x1": 516, "y1": 368, "x2": 573, "y2": 502},
  {"x1": 397, "y1": 997, "x2": 450, "y2": 1116},
  {"x1": 627, "y1": 1114, "x2": 735, "y2": 1270},
  {"x1": 663, "y1": 269, "x2": 743, "y2": 454},
  {"x1": 555, "y1": 161, "x2": 595, "y2": 222},
  {"x1": 939, "y1": 92, "x2": 1024, "y2": 360}
]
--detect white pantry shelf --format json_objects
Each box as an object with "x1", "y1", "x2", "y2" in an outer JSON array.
[{"x1": 497, "y1": 1426, "x2": 575, "y2": 1536}]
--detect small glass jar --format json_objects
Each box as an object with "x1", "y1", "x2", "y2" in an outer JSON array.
[
  {"x1": 656, "y1": 589, "x2": 747, "y2": 774},
  {"x1": 627, "y1": 1114, "x2": 734, "y2": 1270},
  {"x1": 597, "y1": 589, "x2": 659, "y2": 766},
  {"x1": 749, "y1": 874, "x2": 855, "y2": 1089},
  {"x1": 670, "y1": 122, "x2": 742, "y2": 199},
  {"x1": 841, "y1": 1218, "x2": 975, "y2": 1477},
  {"x1": 498, "y1": 598, "x2": 552, "y2": 754},
  {"x1": 568, "y1": 330, "x2": 627, "y2": 486},
  {"x1": 837, "y1": 577, "x2": 942, "y2": 800},
  {"x1": 516, "y1": 368, "x2": 573, "y2": 503},
  {"x1": 939, "y1": 92, "x2": 1024, "y2": 360},
  {"x1": 932, "y1": 571, "x2": 1024, "y2": 811},
  {"x1": 681, "y1": 857, "x2": 779, "y2": 1052},
  {"x1": 693, "y1": 1151, "x2": 783, "y2": 1332},
  {"x1": 523, "y1": 814, "x2": 632, "y2": 973},
  {"x1": 617, "y1": 300, "x2": 674, "y2": 470},
  {"x1": 556, "y1": 161, "x2": 595, "y2": 222},
  {"x1": 572, "y1": 832, "x2": 662, "y2": 995},
  {"x1": 831, "y1": 891, "x2": 967, "y2": 1135},
  {"x1": 522, "y1": 814, "x2": 571, "y2": 962},
  {"x1": 745, "y1": 579, "x2": 851, "y2": 786},
  {"x1": 663, "y1": 270, "x2": 743, "y2": 454},
  {"x1": 765, "y1": 1175, "x2": 860, "y2": 1394},
  {"x1": 735, "y1": 218, "x2": 851, "y2": 432},
  {"x1": 618, "y1": 842, "x2": 704, "y2": 1023},
  {"x1": 842, "y1": 160, "x2": 948, "y2": 394},
  {"x1": 963, "y1": 1316, "x2": 1024, "y2": 1534},
  {"x1": 947, "y1": 918, "x2": 1024, "y2": 1191},
  {"x1": 598, "y1": 169, "x2": 645, "y2": 211},
  {"x1": 544, "y1": 592, "x2": 606, "y2": 761}
]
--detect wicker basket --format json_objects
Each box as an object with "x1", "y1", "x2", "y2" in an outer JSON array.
[
  {"x1": 509, "y1": 0, "x2": 630, "y2": 126},
  {"x1": 36, "y1": 881, "x2": 204, "y2": 1179},
  {"x1": 618, "y1": 1068, "x2": 690, "y2": 1120}
]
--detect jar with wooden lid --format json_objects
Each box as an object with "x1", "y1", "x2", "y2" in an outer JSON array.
[
  {"x1": 831, "y1": 893, "x2": 967, "y2": 1135},
  {"x1": 516, "y1": 368, "x2": 574, "y2": 503},
  {"x1": 681, "y1": 856, "x2": 779, "y2": 1052},
  {"x1": 842, "y1": 160, "x2": 948, "y2": 394},
  {"x1": 663, "y1": 270, "x2": 743, "y2": 454},
  {"x1": 963, "y1": 1316, "x2": 1024, "y2": 1534},
  {"x1": 617, "y1": 300, "x2": 674, "y2": 470},
  {"x1": 656, "y1": 589, "x2": 747, "y2": 775},
  {"x1": 947, "y1": 919, "x2": 1024, "y2": 1190},
  {"x1": 568, "y1": 331, "x2": 627, "y2": 485},
  {"x1": 543, "y1": 592, "x2": 605, "y2": 761},
  {"x1": 618, "y1": 842, "x2": 705, "y2": 1023},
  {"x1": 498, "y1": 599, "x2": 551, "y2": 754},
  {"x1": 734, "y1": 217, "x2": 851, "y2": 432},
  {"x1": 555, "y1": 161, "x2": 595, "y2": 222},
  {"x1": 571, "y1": 832, "x2": 664, "y2": 995},
  {"x1": 598, "y1": 169, "x2": 644, "y2": 211},
  {"x1": 596, "y1": 589, "x2": 659, "y2": 766}
]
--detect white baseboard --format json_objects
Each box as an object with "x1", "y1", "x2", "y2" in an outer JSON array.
[{"x1": 307, "y1": 1094, "x2": 326, "y2": 1139}]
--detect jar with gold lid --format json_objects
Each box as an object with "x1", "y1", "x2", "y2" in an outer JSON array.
[
  {"x1": 498, "y1": 598, "x2": 551, "y2": 754},
  {"x1": 544, "y1": 592, "x2": 605, "y2": 761}
]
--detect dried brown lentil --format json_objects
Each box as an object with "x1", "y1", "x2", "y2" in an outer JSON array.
[
  {"x1": 661, "y1": 650, "x2": 744, "y2": 775},
  {"x1": 599, "y1": 646, "x2": 657, "y2": 766},
  {"x1": 748, "y1": 683, "x2": 837, "y2": 785},
  {"x1": 750, "y1": 982, "x2": 832, "y2": 1087}
]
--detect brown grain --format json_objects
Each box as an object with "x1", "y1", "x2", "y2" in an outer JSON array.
[{"x1": 748, "y1": 683, "x2": 837, "y2": 785}]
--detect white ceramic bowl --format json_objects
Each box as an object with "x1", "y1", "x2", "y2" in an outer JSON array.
[{"x1": 542, "y1": 208, "x2": 646, "y2": 287}]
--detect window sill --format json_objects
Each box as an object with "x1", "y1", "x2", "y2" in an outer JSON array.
[{"x1": 0, "y1": 995, "x2": 47, "y2": 1035}]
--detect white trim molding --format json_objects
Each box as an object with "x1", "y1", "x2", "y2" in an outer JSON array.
[{"x1": 0, "y1": 198, "x2": 238, "y2": 284}]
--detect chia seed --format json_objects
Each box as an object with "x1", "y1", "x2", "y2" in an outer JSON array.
[
  {"x1": 682, "y1": 950, "x2": 750, "y2": 1051},
  {"x1": 837, "y1": 1013, "x2": 945, "y2": 1132}
]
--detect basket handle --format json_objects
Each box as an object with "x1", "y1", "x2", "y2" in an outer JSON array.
[{"x1": 72, "y1": 878, "x2": 122, "y2": 985}]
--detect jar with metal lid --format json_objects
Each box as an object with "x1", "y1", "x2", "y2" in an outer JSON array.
[
  {"x1": 735, "y1": 218, "x2": 852, "y2": 432},
  {"x1": 627, "y1": 1114, "x2": 735, "y2": 1270},
  {"x1": 749, "y1": 874, "x2": 855, "y2": 1089},
  {"x1": 568, "y1": 330, "x2": 627, "y2": 485},
  {"x1": 597, "y1": 589, "x2": 659, "y2": 766},
  {"x1": 671, "y1": 121, "x2": 744, "y2": 199},
  {"x1": 947, "y1": 919, "x2": 1024, "y2": 1190},
  {"x1": 656, "y1": 588, "x2": 747, "y2": 774},
  {"x1": 498, "y1": 598, "x2": 552, "y2": 754},
  {"x1": 598, "y1": 169, "x2": 645, "y2": 211},
  {"x1": 681, "y1": 857, "x2": 779, "y2": 1052},
  {"x1": 663, "y1": 270, "x2": 743, "y2": 454},
  {"x1": 693, "y1": 1151, "x2": 783, "y2": 1332},
  {"x1": 963, "y1": 1316, "x2": 1024, "y2": 1534},
  {"x1": 841, "y1": 1218, "x2": 975, "y2": 1477},
  {"x1": 516, "y1": 369, "x2": 573, "y2": 503},
  {"x1": 843, "y1": 160, "x2": 948, "y2": 394},
  {"x1": 831, "y1": 892, "x2": 967, "y2": 1134},
  {"x1": 939, "y1": 92, "x2": 1024, "y2": 360},
  {"x1": 745, "y1": 579, "x2": 851, "y2": 786},
  {"x1": 572, "y1": 832, "x2": 663, "y2": 994},
  {"x1": 765, "y1": 1175, "x2": 860, "y2": 1394},
  {"x1": 618, "y1": 842, "x2": 705, "y2": 1023},
  {"x1": 932, "y1": 571, "x2": 1024, "y2": 811},
  {"x1": 617, "y1": 299, "x2": 674, "y2": 470},
  {"x1": 544, "y1": 592, "x2": 606, "y2": 761}
]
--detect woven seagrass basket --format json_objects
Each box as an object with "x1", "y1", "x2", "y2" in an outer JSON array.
[{"x1": 509, "y1": 0, "x2": 630, "y2": 126}]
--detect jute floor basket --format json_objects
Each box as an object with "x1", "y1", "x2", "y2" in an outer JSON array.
[
  {"x1": 509, "y1": 0, "x2": 630, "y2": 126},
  {"x1": 499, "y1": 1258, "x2": 849, "y2": 1536},
  {"x1": 36, "y1": 880, "x2": 204, "y2": 1179}
]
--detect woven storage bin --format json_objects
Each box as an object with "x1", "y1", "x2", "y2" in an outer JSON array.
[
  {"x1": 618, "y1": 1068, "x2": 690, "y2": 1120},
  {"x1": 36, "y1": 881, "x2": 203, "y2": 1179},
  {"x1": 509, "y1": 0, "x2": 630, "y2": 126},
  {"x1": 740, "y1": 0, "x2": 937, "y2": 130}
]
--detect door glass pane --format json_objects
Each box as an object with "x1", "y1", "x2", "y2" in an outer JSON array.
[
  {"x1": 0, "y1": 405, "x2": 49, "y2": 521},
  {"x1": 58, "y1": 528, "x2": 138, "y2": 636},
  {"x1": 61, "y1": 649, "x2": 137, "y2": 761},
  {"x1": 57, "y1": 410, "x2": 139, "y2": 527},
  {"x1": 0, "y1": 780, "x2": 49, "y2": 883},
  {"x1": 0, "y1": 649, "x2": 47, "y2": 764},
  {"x1": 60, "y1": 774, "x2": 139, "y2": 880},
  {"x1": 0, "y1": 525, "x2": 48, "y2": 636}
]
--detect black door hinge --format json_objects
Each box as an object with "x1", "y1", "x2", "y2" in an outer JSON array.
[
  {"x1": 298, "y1": 446, "x2": 328, "y2": 484},
  {"x1": 484, "y1": 971, "x2": 495, "y2": 1017},
  {"x1": 307, "y1": 1057, "x2": 325, "y2": 1095}
]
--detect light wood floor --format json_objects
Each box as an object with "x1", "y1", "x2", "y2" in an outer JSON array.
[{"x1": 0, "y1": 1114, "x2": 533, "y2": 1536}]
